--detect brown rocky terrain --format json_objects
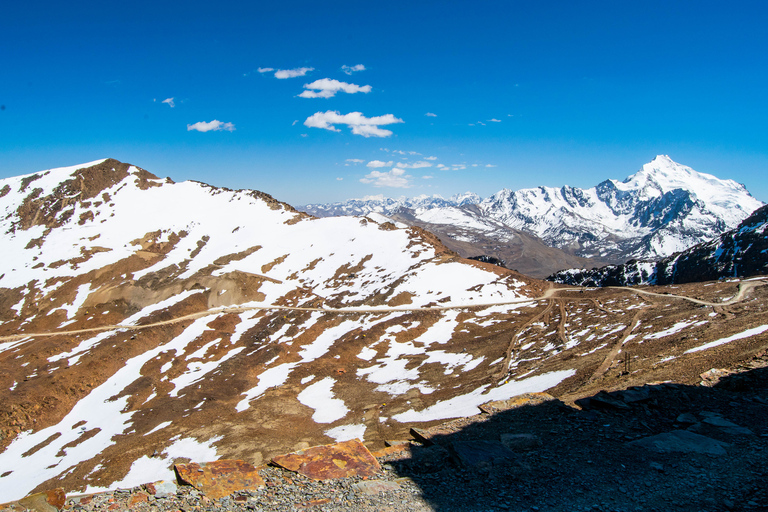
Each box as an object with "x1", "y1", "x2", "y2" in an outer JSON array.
[{"x1": 1, "y1": 160, "x2": 767, "y2": 510}]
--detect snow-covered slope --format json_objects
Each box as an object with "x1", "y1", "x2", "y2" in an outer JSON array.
[{"x1": 1, "y1": 159, "x2": 567, "y2": 500}]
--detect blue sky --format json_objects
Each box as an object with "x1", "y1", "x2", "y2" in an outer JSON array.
[{"x1": 2, "y1": 1, "x2": 767, "y2": 205}]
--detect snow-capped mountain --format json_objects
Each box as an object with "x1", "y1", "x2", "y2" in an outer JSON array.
[
  {"x1": 301, "y1": 192, "x2": 481, "y2": 218},
  {"x1": 549, "y1": 203, "x2": 768, "y2": 287},
  {"x1": 303, "y1": 156, "x2": 763, "y2": 270},
  {"x1": 480, "y1": 155, "x2": 762, "y2": 261}
]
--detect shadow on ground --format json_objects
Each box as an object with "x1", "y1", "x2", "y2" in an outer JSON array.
[{"x1": 386, "y1": 363, "x2": 768, "y2": 512}]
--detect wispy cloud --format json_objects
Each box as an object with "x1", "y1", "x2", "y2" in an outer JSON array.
[
  {"x1": 424, "y1": 156, "x2": 438, "y2": 160},
  {"x1": 299, "y1": 78, "x2": 372, "y2": 99},
  {"x1": 258, "y1": 67, "x2": 274, "y2": 73},
  {"x1": 396, "y1": 161, "x2": 433, "y2": 169},
  {"x1": 304, "y1": 111, "x2": 404, "y2": 137},
  {"x1": 425, "y1": 112, "x2": 437, "y2": 117},
  {"x1": 360, "y1": 168, "x2": 412, "y2": 188},
  {"x1": 341, "y1": 64, "x2": 366, "y2": 75},
  {"x1": 367, "y1": 160, "x2": 393, "y2": 168},
  {"x1": 485, "y1": 164, "x2": 497, "y2": 168},
  {"x1": 345, "y1": 158, "x2": 365, "y2": 165},
  {"x1": 187, "y1": 120, "x2": 235, "y2": 132},
  {"x1": 274, "y1": 67, "x2": 314, "y2": 79},
  {"x1": 489, "y1": 118, "x2": 501, "y2": 122},
  {"x1": 162, "y1": 97, "x2": 175, "y2": 108}
]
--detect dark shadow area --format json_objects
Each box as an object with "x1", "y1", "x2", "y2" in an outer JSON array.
[{"x1": 386, "y1": 358, "x2": 768, "y2": 512}]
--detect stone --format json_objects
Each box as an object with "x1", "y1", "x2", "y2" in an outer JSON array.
[
  {"x1": 145, "y1": 480, "x2": 178, "y2": 498},
  {"x1": 271, "y1": 440, "x2": 381, "y2": 480},
  {"x1": 410, "y1": 415, "x2": 488, "y2": 444},
  {"x1": 576, "y1": 391, "x2": 631, "y2": 411},
  {"x1": 370, "y1": 444, "x2": 412, "y2": 460},
  {"x1": 351, "y1": 480, "x2": 401, "y2": 495},
  {"x1": 615, "y1": 387, "x2": 651, "y2": 403},
  {"x1": 479, "y1": 392, "x2": 555, "y2": 414},
  {"x1": 449, "y1": 440, "x2": 519, "y2": 467},
  {"x1": 128, "y1": 492, "x2": 149, "y2": 506},
  {"x1": 675, "y1": 413, "x2": 698, "y2": 425},
  {"x1": 700, "y1": 368, "x2": 731, "y2": 386},
  {"x1": 174, "y1": 460, "x2": 265, "y2": 500},
  {"x1": 499, "y1": 433, "x2": 541, "y2": 452},
  {"x1": 700, "y1": 416, "x2": 753, "y2": 435},
  {"x1": 627, "y1": 430, "x2": 730, "y2": 455},
  {"x1": 17, "y1": 488, "x2": 66, "y2": 512}
]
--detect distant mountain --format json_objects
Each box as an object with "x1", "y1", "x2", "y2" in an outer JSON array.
[
  {"x1": 548, "y1": 203, "x2": 768, "y2": 286},
  {"x1": 302, "y1": 192, "x2": 481, "y2": 218},
  {"x1": 302, "y1": 156, "x2": 763, "y2": 276}
]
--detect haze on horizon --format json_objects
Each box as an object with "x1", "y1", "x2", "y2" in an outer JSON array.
[{"x1": 1, "y1": 0, "x2": 766, "y2": 205}]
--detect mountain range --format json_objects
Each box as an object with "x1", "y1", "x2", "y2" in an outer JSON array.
[
  {"x1": 301, "y1": 156, "x2": 764, "y2": 277},
  {"x1": 1, "y1": 158, "x2": 767, "y2": 503}
]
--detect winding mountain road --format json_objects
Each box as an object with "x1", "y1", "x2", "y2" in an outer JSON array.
[{"x1": 2, "y1": 279, "x2": 765, "y2": 343}]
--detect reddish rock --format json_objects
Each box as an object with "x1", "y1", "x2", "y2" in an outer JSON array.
[
  {"x1": 271, "y1": 440, "x2": 381, "y2": 480},
  {"x1": 128, "y1": 492, "x2": 149, "y2": 506},
  {"x1": 174, "y1": 460, "x2": 265, "y2": 500},
  {"x1": 17, "y1": 488, "x2": 66, "y2": 512}
]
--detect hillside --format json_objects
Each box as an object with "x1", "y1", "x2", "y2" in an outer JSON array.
[{"x1": 1, "y1": 159, "x2": 767, "y2": 505}]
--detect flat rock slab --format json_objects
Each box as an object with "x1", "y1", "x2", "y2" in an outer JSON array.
[
  {"x1": 701, "y1": 416, "x2": 754, "y2": 435},
  {"x1": 449, "y1": 440, "x2": 519, "y2": 467},
  {"x1": 627, "y1": 430, "x2": 730, "y2": 455},
  {"x1": 145, "y1": 480, "x2": 178, "y2": 498},
  {"x1": 351, "y1": 480, "x2": 401, "y2": 495},
  {"x1": 411, "y1": 415, "x2": 489, "y2": 444},
  {"x1": 271, "y1": 440, "x2": 381, "y2": 480},
  {"x1": 500, "y1": 433, "x2": 542, "y2": 452},
  {"x1": 3, "y1": 488, "x2": 67, "y2": 512},
  {"x1": 174, "y1": 460, "x2": 265, "y2": 499},
  {"x1": 479, "y1": 392, "x2": 555, "y2": 414}
]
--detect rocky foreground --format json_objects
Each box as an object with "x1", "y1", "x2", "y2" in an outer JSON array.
[{"x1": 3, "y1": 349, "x2": 767, "y2": 512}]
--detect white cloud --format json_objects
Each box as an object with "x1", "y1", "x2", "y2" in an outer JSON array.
[
  {"x1": 396, "y1": 161, "x2": 433, "y2": 169},
  {"x1": 489, "y1": 118, "x2": 501, "y2": 122},
  {"x1": 367, "y1": 160, "x2": 393, "y2": 168},
  {"x1": 274, "y1": 67, "x2": 314, "y2": 79},
  {"x1": 437, "y1": 164, "x2": 446, "y2": 168},
  {"x1": 299, "y1": 78, "x2": 372, "y2": 99},
  {"x1": 258, "y1": 67, "x2": 274, "y2": 73},
  {"x1": 336, "y1": 177, "x2": 343, "y2": 181},
  {"x1": 187, "y1": 120, "x2": 235, "y2": 132},
  {"x1": 425, "y1": 156, "x2": 437, "y2": 160},
  {"x1": 485, "y1": 164, "x2": 497, "y2": 168},
  {"x1": 162, "y1": 97, "x2": 175, "y2": 108},
  {"x1": 425, "y1": 112, "x2": 437, "y2": 117},
  {"x1": 345, "y1": 158, "x2": 364, "y2": 164},
  {"x1": 341, "y1": 64, "x2": 366, "y2": 75},
  {"x1": 422, "y1": 175, "x2": 434, "y2": 180},
  {"x1": 360, "y1": 168, "x2": 412, "y2": 188},
  {"x1": 304, "y1": 111, "x2": 404, "y2": 138}
]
